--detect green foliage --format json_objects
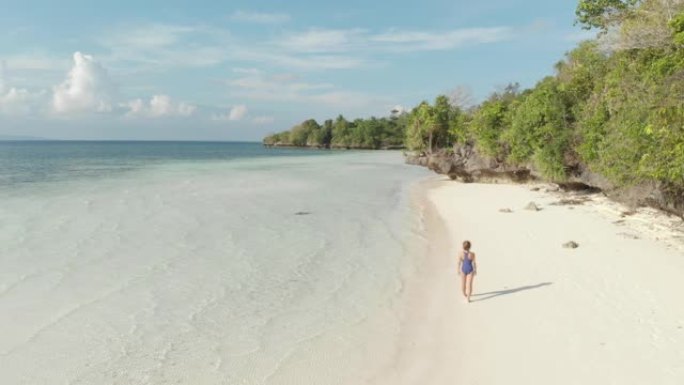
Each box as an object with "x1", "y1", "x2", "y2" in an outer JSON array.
[
  {"x1": 448, "y1": 107, "x2": 469, "y2": 145},
  {"x1": 670, "y1": 12, "x2": 684, "y2": 45},
  {"x1": 504, "y1": 77, "x2": 572, "y2": 181},
  {"x1": 289, "y1": 119, "x2": 320, "y2": 147},
  {"x1": 470, "y1": 100, "x2": 509, "y2": 157},
  {"x1": 469, "y1": 85, "x2": 520, "y2": 157},
  {"x1": 265, "y1": 113, "x2": 408, "y2": 150},
  {"x1": 572, "y1": 45, "x2": 684, "y2": 185},
  {"x1": 556, "y1": 41, "x2": 608, "y2": 105},
  {"x1": 405, "y1": 102, "x2": 432, "y2": 152},
  {"x1": 642, "y1": 117, "x2": 684, "y2": 183},
  {"x1": 404, "y1": 96, "x2": 468, "y2": 152},
  {"x1": 331, "y1": 115, "x2": 352, "y2": 148},
  {"x1": 575, "y1": 0, "x2": 639, "y2": 30},
  {"x1": 432, "y1": 95, "x2": 452, "y2": 148},
  {"x1": 576, "y1": 95, "x2": 610, "y2": 163}
]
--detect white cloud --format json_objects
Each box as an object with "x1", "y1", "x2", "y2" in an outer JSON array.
[
  {"x1": 307, "y1": 90, "x2": 383, "y2": 109},
  {"x1": 212, "y1": 104, "x2": 249, "y2": 121},
  {"x1": 371, "y1": 27, "x2": 512, "y2": 51},
  {"x1": 231, "y1": 47, "x2": 367, "y2": 70},
  {"x1": 0, "y1": 22, "x2": 526, "y2": 123},
  {"x1": 0, "y1": 61, "x2": 7, "y2": 92},
  {"x1": 0, "y1": 61, "x2": 47, "y2": 115},
  {"x1": 230, "y1": 10, "x2": 290, "y2": 24},
  {"x1": 106, "y1": 24, "x2": 196, "y2": 49},
  {"x1": 226, "y1": 70, "x2": 387, "y2": 111},
  {"x1": 94, "y1": 22, "x2": 518, "y2": 76},
  {"x1": 229, "y1": 104, "x2": 248, "y2": 120},
  {"x1": 52, "y1": 52, "x2": 114, "y2": 114},
  {"x1": 233, "y1": 67, "x2": 261, "y2": 75},
  {"x1": 0, "y1": 86, "x2": 35, "y2": 115},
  {"x1": 275, "y1": 27, "x2": 511, "y2": 54},
  {"x1": 279, "y1": 29, "x2": 364, "y2": 53},
  {"x1": 228, "y1": 70, "x2": 333, "y2": 97},
  {"x1": 2, "y1": 52, "x2": 200, "y2": 119},
  {"x1": 124, "y1": 94, "x2": 196, "y2": 118},
  {"x1": 99, "y1": 24, "x2": 230, "y2": 72},
  {"x1": 0, "y1": 53, "x2": 68, "y2": 71}
]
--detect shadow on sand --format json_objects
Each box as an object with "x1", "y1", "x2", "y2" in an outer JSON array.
[{"x1": 471, "y1": 282, "x2": 553, "y2": 302}]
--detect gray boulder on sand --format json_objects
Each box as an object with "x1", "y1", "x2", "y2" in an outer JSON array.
[
  {"x1": 499, "y1": 208, "x2": 513, "y2": 213},
  {"x1": 524, "y1": 202, "x2": 541, "y2": 211},
  {"x1": 563, "y1": 241, "x2": 580, "y2": 249}
]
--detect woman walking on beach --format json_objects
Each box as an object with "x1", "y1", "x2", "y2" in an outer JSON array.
[{"x1": 458, "y1": 240, "x2": 477, "y2": 303}]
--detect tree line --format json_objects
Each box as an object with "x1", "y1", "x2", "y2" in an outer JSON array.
[{"x1": 263, "y1": 114, "x2": 408, "y2": 149}]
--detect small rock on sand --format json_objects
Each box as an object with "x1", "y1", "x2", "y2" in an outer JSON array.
[
  {"x1": 551, "y1": 198, "x2": 590, "y2": 206},
  {"x1": 524, "y1": 202, "x2": 541, "y2": 211},
  {"x1": 499, "y1": 208, "x2": 513, "y2": 213},
  {"x1": 563, "y1": 241, "x2": 580, "y2": 249},
  {"x1": 618, "y1": 232, "x2": 640, "y2": 240}
]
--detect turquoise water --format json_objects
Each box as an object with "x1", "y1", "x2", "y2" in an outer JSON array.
[
  {"x1": 0, "y1": 141, "x2": 431, "y2": 384},
  {"x1": 0, "y1": 141, "x2": 331, "y2": 187}
]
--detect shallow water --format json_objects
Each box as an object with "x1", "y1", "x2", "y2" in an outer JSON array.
[{"x1": 0, "y1": 142, "x2": 430, "y2": 384}]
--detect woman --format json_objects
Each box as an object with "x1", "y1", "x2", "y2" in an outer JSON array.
[{"x1": 458, "y1": 240, "x2": 477, "y2": 303}]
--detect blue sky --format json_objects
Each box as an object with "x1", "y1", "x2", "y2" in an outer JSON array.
[{"x1": 0, "y1": 0, "x2": 593, "y2": 140}]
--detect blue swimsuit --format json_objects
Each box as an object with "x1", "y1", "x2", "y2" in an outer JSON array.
[{"x1": 461, "y1": 251, "x2": 474, "y2": 275}]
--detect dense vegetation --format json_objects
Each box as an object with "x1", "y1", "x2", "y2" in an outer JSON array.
[
  {"x1": 408, "y1": 0, "x2": 684, "y2": 190},
  {"x1": 264, "y1": 0, "x2": 684, "y2": 192},
  {"x1": 263, "y1": 113, "x2": 408, "y2": 149}
]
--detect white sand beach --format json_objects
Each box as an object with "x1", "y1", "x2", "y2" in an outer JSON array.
[{"x1": 378, "y1": 177, "x2": 684, "y2": 385}]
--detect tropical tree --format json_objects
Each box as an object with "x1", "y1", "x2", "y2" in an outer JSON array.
[
  {"x1": 405, "y1": 101, "x2": 435, "y2": 152},
  {"x1": 469, "y1": 85, "x2": 521, "y2": 157},
  {"x1": 501, "y1": 77, "x2": 572, "y2": 181}
]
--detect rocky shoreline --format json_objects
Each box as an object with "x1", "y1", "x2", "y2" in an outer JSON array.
[
  {"x1": 405, "y1": 144, "x2": 684, "y2": 218},
  {"x1": 263, "y1": 143, "x2": 405, "y2": 150}
]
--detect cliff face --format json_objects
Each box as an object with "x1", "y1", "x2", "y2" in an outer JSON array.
[{"x1": 406, "y1": 144, "x2": 684, "y2": 218}]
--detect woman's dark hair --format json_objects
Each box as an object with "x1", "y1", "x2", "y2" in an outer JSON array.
[{"x1": 463, "y1": 240, "x2": 471, "y2": 251}]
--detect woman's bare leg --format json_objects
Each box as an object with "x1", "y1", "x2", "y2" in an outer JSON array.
[
  {"x1": 460, "y1": 272, "x2": 467, "y2": 299},
  {"x1": 465, "y1": 274, "x2": 474, "y2": 302}
]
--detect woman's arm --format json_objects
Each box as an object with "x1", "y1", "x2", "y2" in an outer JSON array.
[
  {"x1": 472, "y1": 252, "x2": 477, "y2": 275},
  {"x1": 457, "y1": 252, "x2": 463, "y2": 271}
]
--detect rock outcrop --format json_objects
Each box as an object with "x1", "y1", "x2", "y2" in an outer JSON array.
[
  {"x1": 405, "y1": 145, "x2": 533, "y2": 183},
  {"x1": 406, "y1": 144, "x2": 684, "y2": 218}
]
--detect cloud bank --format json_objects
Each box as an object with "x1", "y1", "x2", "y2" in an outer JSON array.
[
  {"x1": 212, "y1": 104, "x2": 249, "y2": 121},
  {"x1": 52, "y1": 52, "x2": 114, "y2": 114},
  {"x1": 124, "y1": 94, "x2": 196, "y2": 118}
]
